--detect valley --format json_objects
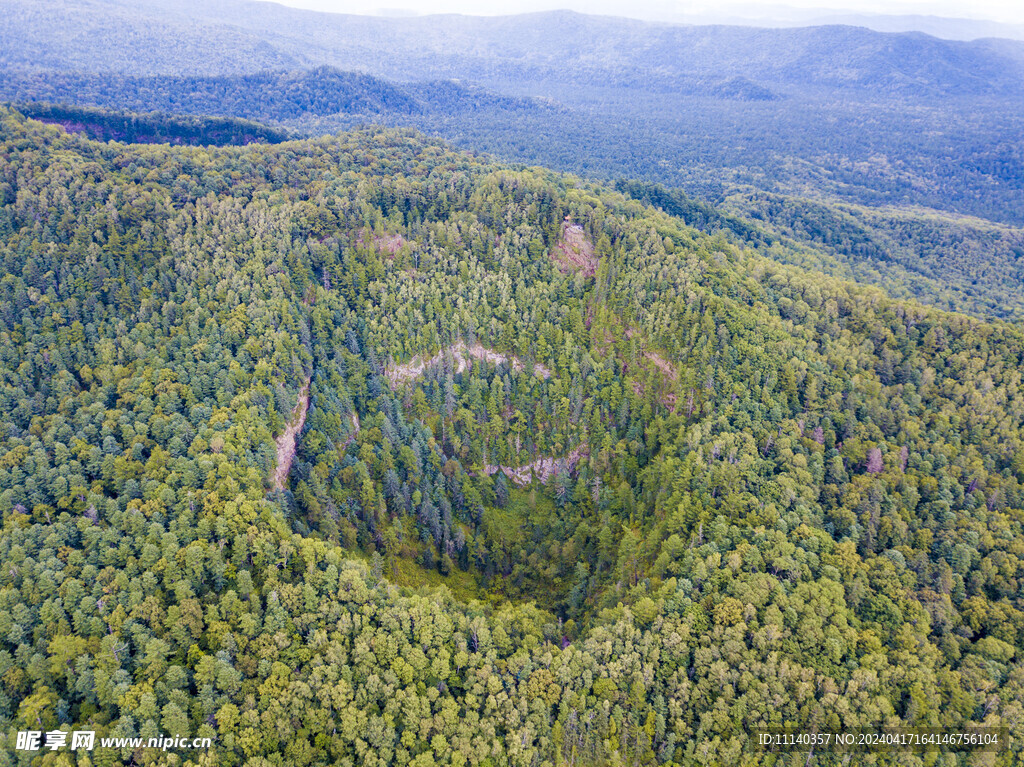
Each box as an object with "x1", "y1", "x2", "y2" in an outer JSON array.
[
  {"x1": 1, "y1": 112, "x2": 1022, "y2": 764},
  {"x1": 1, "y1": 2, "x2": 1023, "y2": 764}
]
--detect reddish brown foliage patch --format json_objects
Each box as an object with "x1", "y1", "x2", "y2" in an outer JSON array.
[
  {"x1": 357, "y1": 230, "x2": 408, "y2": 257},
  {"x1": 644, "y1": 352, "x2": 679, "y2": 382}
]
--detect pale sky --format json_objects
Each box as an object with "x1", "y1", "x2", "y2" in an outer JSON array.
[{"x1": 273, "y1": 0, "x2": 1024, "y2": 26}]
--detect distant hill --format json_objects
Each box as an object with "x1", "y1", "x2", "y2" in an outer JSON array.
[
  {"x1": 14, "y1": 102, "x2": 290, "y2": 145},
  {"x1": 660, "y1": 8, "x2": 1024, "y2": 42},
  {"x1": 4, "y1": 0, "x2": 1024, "y2": 98},
  {"x1": 797, "y1": 12, "x2": 1024, "y2": 41}
]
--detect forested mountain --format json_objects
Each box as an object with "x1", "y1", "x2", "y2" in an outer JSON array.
[
  {"x1": 4, "y1": 0, "x2": 1024, "y2": 226},
  {"x1": 0, "y1": 68, "x2": 553, "y2": 124},
  {"x1": 14, "y1": 102, "x2": 290, "y2": 146},
  {"x1": 4, "y1": 0, "x2": 1024, "y2": 332},
  {"x1": 719, "y1": 191, "x2": 1024, "y2": 320},
  {"x1": 2, "y1": 108, "x2": 1024, "y2": 764},
  {"x1": 5, "y1": 73, "x2": 1024, "y2": 320}
]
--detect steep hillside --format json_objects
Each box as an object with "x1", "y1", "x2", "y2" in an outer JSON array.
[
  {"x1": 2, "y1": 109, "x2": 1023, "y2": 764},
  {"x1": 720, "y1": 190, "x2": 1024, "y2": 320}
]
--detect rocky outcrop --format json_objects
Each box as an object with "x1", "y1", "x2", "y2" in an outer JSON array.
[
  {"x1": 385, "y1": 342, "x2": 552, "y2": 386},
  {"x1": 551, "y1": 217, "x2": 598, "y2": 277},
  {"x1": 482, "y1": 445, "x2": 588, "y2": 487},
  {"x1": 271, "y1": 378, "x2": 310, "y2": 491}
]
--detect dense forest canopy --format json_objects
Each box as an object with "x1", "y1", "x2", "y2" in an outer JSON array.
[
  {"x1": 5, "y1": 80, "x2": 1024, "y2": 322},
  {"x1": 1, "y1": 107, "x2": 1023, "y2": 764},
  {"x1": 4, "y1": 1, "x2": 1024, "y2": 224},
  {"x1": 4, "y1": 15, "x2": 1024, "y2": 322}
]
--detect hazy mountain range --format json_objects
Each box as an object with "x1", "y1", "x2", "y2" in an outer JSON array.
[{"x1": 4, "y1": 0, "x2": 1024, "y2": 96}]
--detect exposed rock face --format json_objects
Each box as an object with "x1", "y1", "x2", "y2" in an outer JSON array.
[
  {"x1": 482, "y1": 444, "x2": 588, "y2": 487},
  {"x1": 271, "y1": 378, "x2": 310, "y2": 491},
  {"x1": 644, "y1": 351, "x2": 678, "y2": 381},
  {"x1": 343, "y1": 411, "x2": 361, "y2": 448},
  {"x1": 551, "y1": 217, "x2": 598, "y2": 277},
  {"x1": 385, "y1": 342, "x2": 552, "y2": 386},
  {"x1": 357, "y1": 230, "x2": 408, "y2": 256}
]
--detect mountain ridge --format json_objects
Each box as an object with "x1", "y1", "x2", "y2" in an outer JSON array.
[{"x1": 0, "y1": 67, "x2": 556, "y2": 122}]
